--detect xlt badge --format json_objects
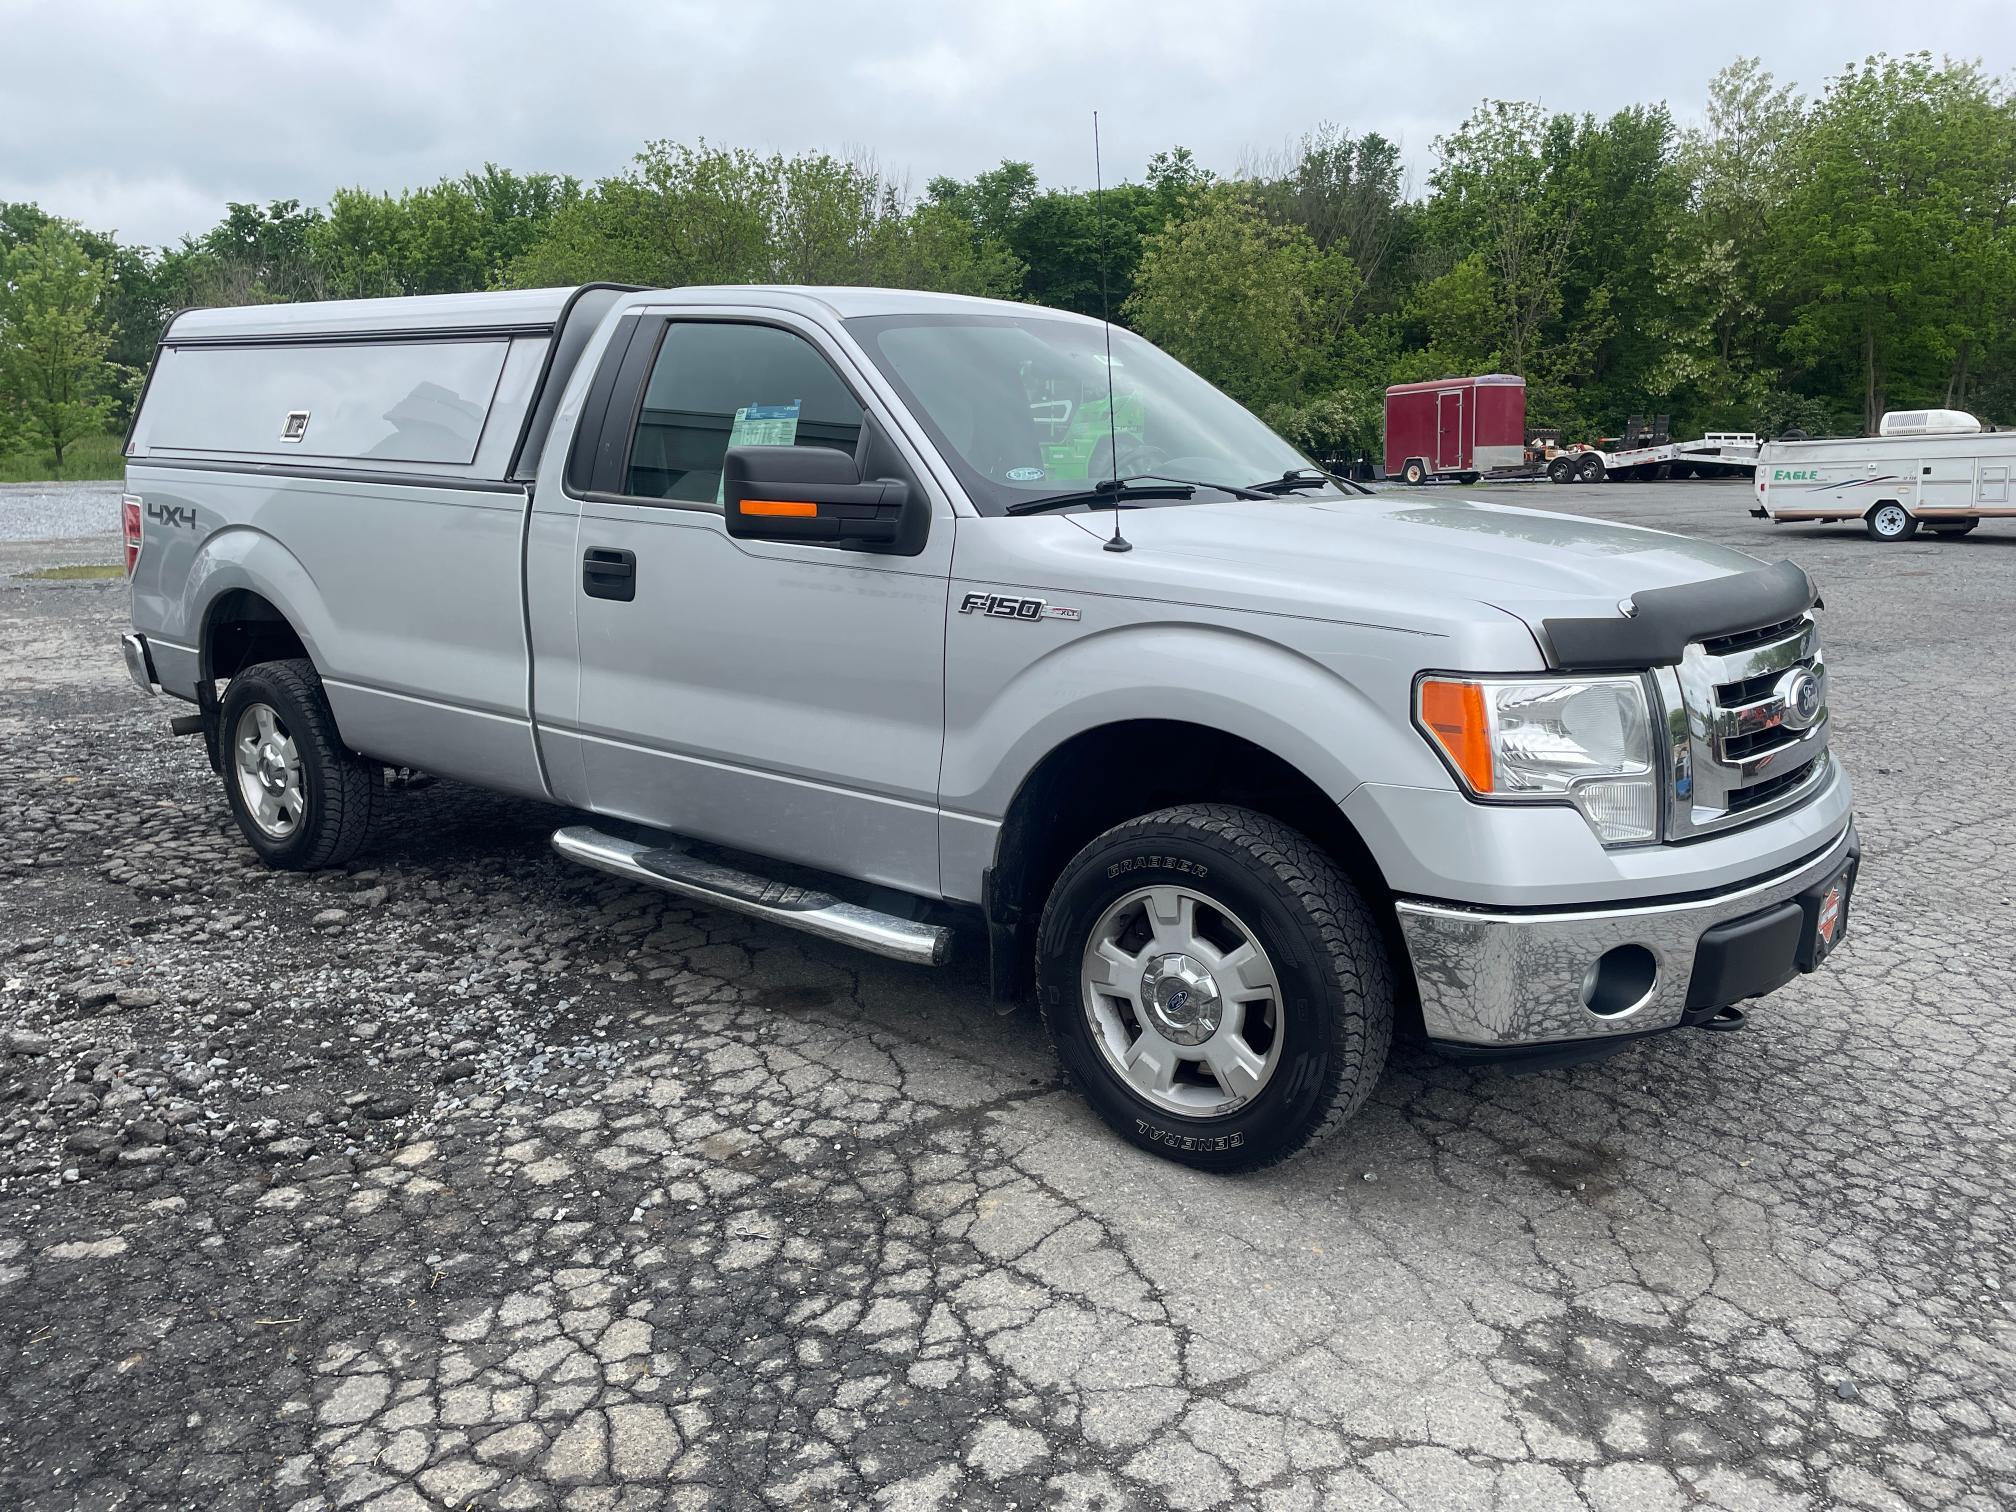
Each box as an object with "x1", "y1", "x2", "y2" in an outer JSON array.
[{"x1": 959, "y1": 592, "x2": 1080, "y2": 623}]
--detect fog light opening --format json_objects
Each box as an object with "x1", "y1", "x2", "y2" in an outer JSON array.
[{"x1": 1581, "y1": 944, "x2": 1658, "y2": 1018}]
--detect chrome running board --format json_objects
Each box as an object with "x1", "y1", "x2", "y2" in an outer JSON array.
[{"x1": 550, "y1": 825, "x2": 952, "y2": 967}]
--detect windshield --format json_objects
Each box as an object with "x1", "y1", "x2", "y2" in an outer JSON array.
[{"x1": 846, "y1": 312, "x2": 1331, "y2": 516}]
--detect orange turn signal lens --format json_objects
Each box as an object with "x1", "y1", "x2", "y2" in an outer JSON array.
[
  {"x1": 741, "y1": 499, "x2": 818, "y2": 517},
  {"x1": 1418, "y1": 679, "x2": 1495, "y2": 793}
]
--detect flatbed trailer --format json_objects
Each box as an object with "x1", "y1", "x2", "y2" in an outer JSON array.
[{"x1": 1547, "y1": 433, "x2": 1761, "y2": 484}]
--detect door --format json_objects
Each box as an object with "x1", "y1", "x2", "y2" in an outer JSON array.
[
  {"x1": 1437, "y1": 390, "x2": 1464, "y2": 471},
  {"x1": 543, "y1": 311, "x2": 953, "y2": 897},
  {"x1": 1918, "y1": 454, "x2": 1976, "y2": 512},
  {"x1": 1980, "y1": 464, "x2": 2009, "y2": 505}
]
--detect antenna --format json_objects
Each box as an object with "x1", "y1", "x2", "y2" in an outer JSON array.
[{"x1": 1093, "y1": 110, "x2": 1130, "y2": 553}]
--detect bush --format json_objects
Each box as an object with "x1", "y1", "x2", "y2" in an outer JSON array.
[{"x1": 0, "y1": 432, "x2": 125, "y2": 483}]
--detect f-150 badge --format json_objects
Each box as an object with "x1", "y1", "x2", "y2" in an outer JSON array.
[{"x1": 959, "y1": 592, "x2": 1080, "y2": 622}]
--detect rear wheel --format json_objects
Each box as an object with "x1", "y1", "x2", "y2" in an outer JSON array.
[
  {"x1": 1402, "y1": 459, "x2": 1428, "y2": 485},
  {"x1": 1578, "y1": 454, "x2": 1606, "y2": 484},
  {"x1": 1036, "y1": 804, "x2": 1394, "y2": 1172},
  {"x1": 218, "y1": 658, "x2": 376, "y2": 870},
  {"x1": 1547, "y1": 456, "x2": 1578, "y2": 484},
  {"x1": 1865, "y1": 502, "x2": 1917, "y2": 541}
]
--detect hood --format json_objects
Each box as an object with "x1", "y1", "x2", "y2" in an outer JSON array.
[{"x1": 1068, "y1": 493, "x2": 1766, "y2": 630}]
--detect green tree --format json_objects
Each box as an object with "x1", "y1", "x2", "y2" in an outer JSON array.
[
  {"x1": 1649, "y1": 60, "x2": 1804, "y2": 429},
  {"x1": 0, "y1": 225, "x2": 123, "y2": 470},
  {"x1": 1771, "y1": 54, "x2": 2015, "y2": 431},
  {"x1": 1123, "y1": 186, "x2": 1327, "y2": 413},
  {"x1": 1392, "y1": 251, "x2": 1500, "y2": 381},
  {"x1": 507, "y1": 142, "x2": 1018, "y2": 296},
  {"x1": 1427, "y1": 101, "x2": 1583, "y2": 376}
]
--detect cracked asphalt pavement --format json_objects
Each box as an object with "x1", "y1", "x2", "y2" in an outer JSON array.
[{"x1": 2, "y1": 481, "x2": 2012, "y2": 1510}]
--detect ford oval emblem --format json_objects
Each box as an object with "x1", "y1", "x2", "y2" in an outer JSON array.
[{"x1": 1777, "y1": 667, "x2": 1823, "y2": 730}]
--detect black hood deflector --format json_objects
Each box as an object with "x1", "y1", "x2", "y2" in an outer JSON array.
[{"x1": 1541, "y1": 559, "x2": 1819, "y2": 671}]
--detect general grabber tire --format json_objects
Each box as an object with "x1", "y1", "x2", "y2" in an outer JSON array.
[
  {"x1": 1036, "y1": 804, "x2": 1395, "y2": 1172},
  {"x1": 217, "y1": 658, "x2": 377, "y2": 871}
]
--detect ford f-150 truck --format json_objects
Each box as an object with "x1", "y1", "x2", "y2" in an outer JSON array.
[{"x1": 119, "y1": 284, "x2": 1858, "y2": 1169}]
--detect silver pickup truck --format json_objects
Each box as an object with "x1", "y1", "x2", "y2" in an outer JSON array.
[{"x1": 119, "y1": 284, "x2": 1858, "y2": 1169}]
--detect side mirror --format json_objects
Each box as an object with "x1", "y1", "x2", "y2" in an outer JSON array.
[{"x1": 722, "y1": 445, "x2": 918, "y2": 551}]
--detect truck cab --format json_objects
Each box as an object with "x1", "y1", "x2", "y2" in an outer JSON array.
[{"x1": 121, "y1": 285, "x2": 1858, "y2": 1170}]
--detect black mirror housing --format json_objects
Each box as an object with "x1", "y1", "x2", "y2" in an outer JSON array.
[{"x1": 722, "y1": 445, "x2": 922, "y2": 553}]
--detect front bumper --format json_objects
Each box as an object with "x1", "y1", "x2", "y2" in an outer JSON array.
[{"x1": 1395, "y1": 822, "x2": 1858, "y2": 1050}]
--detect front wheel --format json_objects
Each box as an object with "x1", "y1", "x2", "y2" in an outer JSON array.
[
  {"x1": 1866, "y1": 502, "x2": 1917, "y2": 541},
  {"x1": 1036, "y1": 804, "x2": 1395, "y2": 1171},
  {"x1": 218, "y1": 658, "x2": 377, "y2": 870}
]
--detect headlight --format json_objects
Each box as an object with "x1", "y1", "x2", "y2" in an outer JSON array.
[{"x1": 1415, "y1": 675, "x2": 1658, "y2": 845}]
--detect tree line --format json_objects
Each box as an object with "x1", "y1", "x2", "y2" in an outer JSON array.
[{"x1": 2, "y1": 52, "x2": 2011, "y2": 475}]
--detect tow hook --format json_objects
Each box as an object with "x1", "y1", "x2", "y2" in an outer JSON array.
[{"x1": 1700, "y1": 1006, "x2": 1747, "y2": 1032}]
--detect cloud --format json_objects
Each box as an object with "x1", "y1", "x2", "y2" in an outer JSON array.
[{"x1": 2, "y1": 0, "x2": 2010, "y2": 246}]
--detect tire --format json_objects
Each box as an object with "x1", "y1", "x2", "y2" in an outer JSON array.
[
  {"x1": 1925, "y1": 518, "x2": 1978, "y2": 537},
  {"x1": 218, "y1": 658, "x2": 376, "y2": 870},
  {"x1": 1578, "y1": 454, "x2": 1606, "y2": 484},
  {"x1": 1548, "y1": 456, "x2": 1578, "y2": 485},
  {"x1": 1035, "y1": 804, "x2": 1395, "y2": 1172},
  {"x1": 1402, "y1": 459, "x2": 1428, "y2": 485},
  {"x1": 1865, "y1": 502, "x2": 1917, "y2": 541},
  {"x1": 1458, "y1": 471, "x2": 1481, "y2": 486}
]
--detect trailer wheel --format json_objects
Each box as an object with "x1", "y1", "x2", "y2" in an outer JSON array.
[
  {"x1": 1865, "y1": 502, "x2": 1917, "y2": 541},
  {"x1": 1402, "y1": 459, "x2": 1428, "y2": 486},
  {"x1": 1925, "y1": 518, "x2": 1978, "y2": 537},
  {"x1": 1458, "y1": 471, "x2": 1481, "y2": 486},
  {"x1": 1578, "y1": 454, "x2": 1606, "y2": 484},
  {"x1": 1547, "y1": 456, "x2": 1578, "y2": 485}
]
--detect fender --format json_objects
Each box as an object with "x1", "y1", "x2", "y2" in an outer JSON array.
[
  {"x1": 939, "y1": 619, "x2": 1452, "y2": 905},
  {"x1": 184, "y1": 525, "x2": 337, "y2": 681}
]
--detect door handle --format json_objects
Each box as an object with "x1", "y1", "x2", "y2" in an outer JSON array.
[{"x1": 583, "y1": 547, "x2": 636, "y2": 602}]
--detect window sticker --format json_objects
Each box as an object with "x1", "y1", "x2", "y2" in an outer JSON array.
[
  {"x1": 717, "y1": 401, "x2": 802, "y2": 504},
  {"x1": 1006, "y1": 466, "x2": 1045, "y2": 481}
]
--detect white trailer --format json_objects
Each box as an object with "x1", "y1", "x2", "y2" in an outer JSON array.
[
  {"x1": 1547, "y1": 433, "x2": 1761, "y2": 484},
  {"x1": 1750, "y1": 410, "x2": 2014, "y2": 541}
]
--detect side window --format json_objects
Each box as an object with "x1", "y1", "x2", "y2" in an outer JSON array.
[{"x1": 624, "y1": 322, "x2": 864, "y2": 503}]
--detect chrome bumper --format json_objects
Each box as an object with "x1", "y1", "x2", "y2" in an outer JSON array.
[
  {"x1": 1395, "y1": 824, "x2": 1857, "y2": 1049},
  {"x1": 120, "y1": 633, "x2": 158, "y2": 696}
]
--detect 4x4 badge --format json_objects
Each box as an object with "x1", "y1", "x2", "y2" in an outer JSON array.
[{"x1": 959, "y1": 592, "x2": 1080, "y2": 623}]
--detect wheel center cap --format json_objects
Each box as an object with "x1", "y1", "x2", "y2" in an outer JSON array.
[
  {"x1": 258, "y1": 745, "x2": 288, "y2": 791},
  {"x1": 1142, "y1": 952, "x2": 1222, "y2": 1046}
]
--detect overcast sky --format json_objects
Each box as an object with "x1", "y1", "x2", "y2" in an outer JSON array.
[{"x1": 3, "y1": 0, "x2": 2012, "y2": 247}]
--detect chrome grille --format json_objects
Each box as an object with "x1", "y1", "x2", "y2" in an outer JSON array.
[{"x1": 1653, "y1": 612, "x2": 1830, "y2": 839}]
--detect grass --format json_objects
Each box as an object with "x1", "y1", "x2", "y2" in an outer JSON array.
[
  {"x1": 21, "y1": 563, "x2": 125, "y2": 580},
  {"x1": 0, "y1": 433, "x2": 127, "y2": 484}
]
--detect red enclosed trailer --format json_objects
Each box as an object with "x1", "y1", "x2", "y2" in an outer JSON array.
[{"x1": 1384, "y1": 374, "x2": 1527, "y2": 484}]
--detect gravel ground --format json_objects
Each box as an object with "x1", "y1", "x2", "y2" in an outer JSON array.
[
  {"x1": 2, "y1": 480, "x2": 2012, "y2": 1511},
  {"x1": 0, "y1": 480, "x2": 124, "y2": 543}
]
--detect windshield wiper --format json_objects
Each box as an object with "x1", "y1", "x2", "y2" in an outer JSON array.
[
  {"x1": 1249, "y1": 467, "x2": 1372, "y2": 497},
  {"x1": 1004, "y1": 478, "x2": 1197, "y2": 516},
  {"x1": 1005, "y1": 472, "x2": 1281, "y2": 516}
]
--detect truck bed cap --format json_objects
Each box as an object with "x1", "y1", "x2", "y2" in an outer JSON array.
[{"x1": 166, "y1": 287, "x2": 583, "y2": 344}]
